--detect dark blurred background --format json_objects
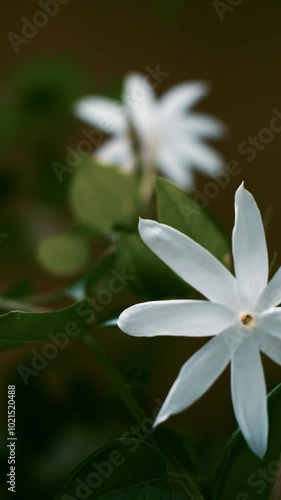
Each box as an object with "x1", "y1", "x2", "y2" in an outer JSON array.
[{"x1": 0, "y1": 1, "x2": 281, "y2": 498}]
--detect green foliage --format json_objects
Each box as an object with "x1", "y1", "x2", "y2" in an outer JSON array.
[
  {"x1": 11, "y1": 57, "x2": 86, "y2": 119},
  {"x1": 54, "y1": 438, "x2": 172, "y2": 499},
  {"x1": 156, "y1": 177, "x2": 231, "y2": 267},
  {"x1": 0, "y1": 301, "x2": 89, "y2": 352},
  {"x1": 36, "y1": 233, "x2": 90, "y2": 276},
  {"x1": 70, "y1": 161, "x2": 138, "y2": 235},
  {"x1": 116, "y1": 231, "x2": 190, "y2": 299},
  {"x1": 213, "y1": 383, "x2": 281, "y2": 500}
]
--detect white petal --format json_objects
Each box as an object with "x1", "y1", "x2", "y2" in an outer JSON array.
[
  {"x1": 154, "y1": 333, "x2": 232, "y2": 426},
  {"x1": 175, "y1": 140, "x2": 225, "y2": 174},
  {"x1": 122, "y1": 73, "x2": 157, "y2": 142},
  {"x1": 260, "y1": 309, "x2": 281, "y2": 339},
  {"x1": 231, "y1": 335, "x2": 268, "y2": 458},
  {"x1": 258, "y1": 330, "x2": 281, "y2": 366},
  {"x1": 257, "y1": 267, "x2": 281, "y2": 312},
  {"x1": 96, "y1": 137, "x2": 134, "y2": 171},
  {"x1": 74, "y1": 97, "x2": 126, "y2": 134},
  {"x1": 232, "y1": 183, "x2": 268, "y2": 306},
  {"x1": 156, "y1": 147, "x2": 193, "y2": 188},
  {"x1": 160, "y1": 81, "x2": 210, "y2": 116},
  {"x1": 176, "y1": 113, "x2": 227, "y2": 139},
  {"x1": 118, "y1": 300, "x2": 235, "y2": 338},
  {"x1": 139, "y1": 219, "x2": 239, "y2": 308},
  {"x1": 123, "y1": 73, "x2": 155, "y2": 109}
]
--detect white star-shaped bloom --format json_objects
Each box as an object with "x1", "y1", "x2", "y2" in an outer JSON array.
[
  {"x1": 74, "y1": 73, "x2": 226, "y2": 188},
  {"x1": 118, "y1": 183, "x2": 281, "y2": 458}
]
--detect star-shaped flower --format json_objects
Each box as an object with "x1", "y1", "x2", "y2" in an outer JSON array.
[
  {"x1": 118, "y1": 183, "x2": 281, "y2": 458},
  {"x1": 74, "y1": 73, "x2": 226, "y2": 188}
]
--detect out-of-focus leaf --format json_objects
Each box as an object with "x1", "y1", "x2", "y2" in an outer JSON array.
[
  {"x1": 70, "y1": 161, "x2": 138, "y2": 235},
  {"x1": 116, "y1": 231, "x2": 190, "y2": 299},
  {"x1": 156, "y1": 177, "x2": 231, "y2": 267},
  {"x1": 86, "y1": 251, "x2": 117, "y2": 296},
  {"x1": 0, "y1": 300, "x2": 90, "y2": 352},
  {"x1": 54, "y1": 438, "x2": 172, "y2": 499},
  {"x1": 12, "y1": 57, "x2": 86, "y2": 118},
  {"x1": 213, "y1": 383, "x2": 281, "y2": 500},
  {"x1": 36, "y1": 233, "x2": 90, "y2": 276}
]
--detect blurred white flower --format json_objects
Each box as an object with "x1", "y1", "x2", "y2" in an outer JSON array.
[
  {"x1": 118, "y1": 183, "x2": 281, "y2": 458},
  {"x1": 74, "y1": 74, "x2": 226, "y2": 188}
]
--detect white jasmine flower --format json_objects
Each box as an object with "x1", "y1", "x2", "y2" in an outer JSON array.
[
  {"x1": 118, "y1": 183, "x2": 281, "y2": 458},
  {"x1": 74, "y1": 73, "x2": 226, "y2": 188}
]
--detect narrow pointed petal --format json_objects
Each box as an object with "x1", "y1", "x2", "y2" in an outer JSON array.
[
  {"x1": 154, "y1": 333, "x2": 232, "y2": 426},
  {"x1": 96, "y1": 137, "x2": 134, "y2": 171},
  {"x1": 176, "y1": 140, "x2": 224, "y2": 174},
  {"x1": 178, "y1": 113, "x2": 227, "y2": 139},
  {"x1": 258, "y1": 330, "x2": 281, "y2": 366},
  {"x1": 118, "y1": 300, "x2": 235, "y2": 338},
  {"x1": 257, "y1": 267, "x2": 281, "y2": 312},
  {"x1": 123, "y1": 73, "x2": 156, "y2": 141},
  {"x1": 232, "y1": 183, "x2": 268, "y2": 305},
  {"x1": 74, "y1": 96, "x2": 126, "y2": 134},
  {"x1": 139, "y1": 219, "x2": 238, "y2": 308},
  {"x1": 160, "y1": 81, "x2": 210, "y2": 115},
  {"x1": 260, "y1": 309, "x2": 281, "y2": 339},
  {"x1": 156, "y1": 146, "x2": 193, "y2": 188},
  {"x1": 123, "y1": 73, "x2": 155, "y2": 111},
  {"x1": 231, "y1": 336, "x2": 268, "y2": 458}
]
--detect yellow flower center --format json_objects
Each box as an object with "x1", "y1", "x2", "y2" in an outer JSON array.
[{"x1": 240, "y1": 313, "x2": 255, "y2": 327}]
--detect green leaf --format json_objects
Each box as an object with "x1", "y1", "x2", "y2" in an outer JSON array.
[
  {"x1": 86, "y1": 251, "x2": 117, "y2": 296},
  {"x1": 0, "y1": 301, "x2": 90, "y2": 352},
  {"x1": 156, "y1": 177, "x2": 231, "y2": 266},
  {"x1": 213, "y1": 383, "x2": 281, "y2": 500},
  {"x1": 54, "y1": 438, "x2": 172, "y2": 499},
  {"x1": 116, "y1": 231, "x2": 190, "y2": 299},
  {"x1": 36, "y1": 233, "x2": 90, "y2": 276},
  {"x1": 12, "y1": 56, "x2": 86, "y2": 118},
  {"x1": 70, "y1": 161, "x2": 138, "y2": 235},
  {"x1": 154, "y1": 427, "x2": 199, "y2": 480}
]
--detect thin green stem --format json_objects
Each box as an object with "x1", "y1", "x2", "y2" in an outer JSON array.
[
  {"x1": 169, "y1": 473, "x2": 205, "y2": 500},
  {"x1": 84, "y1": 332, "x2": 204, "y2": 499},
  {"x1": 84, "y1": 332, "x2": 146, "y2": 426}
]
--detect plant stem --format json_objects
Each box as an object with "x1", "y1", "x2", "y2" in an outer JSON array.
[
  {"x1": 169, "y1": 473, "x2": 205, "y2": 500},
  {"x1": 83, "y1": 332, "x2": 147, "y2": 426},
  {"x1": 84, "y1": 332, "x2": 204, "y2": 499}
]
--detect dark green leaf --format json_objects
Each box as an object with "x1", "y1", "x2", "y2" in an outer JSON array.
[
  {"x1": 116, "y1": 231, "x2": 190, "y2": 299},
  {"x1": 213, "y1": 383, "x2": 281, "y2": 500},
  {"x1": 54, "y1": 438, "x2": 172, "y2": 499},
  {"x1": 154, "y1": 427, "x2": 199, "y2": 480},
  {"x1": 86, "y1": 251, "x2": 117, "y2": 296},
  {"x1": 0, "y1": 300, "x2": 90, "y2": 352},
  {"x1": 156, "y1": 177, "x2": 231, "y2": 267}
]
